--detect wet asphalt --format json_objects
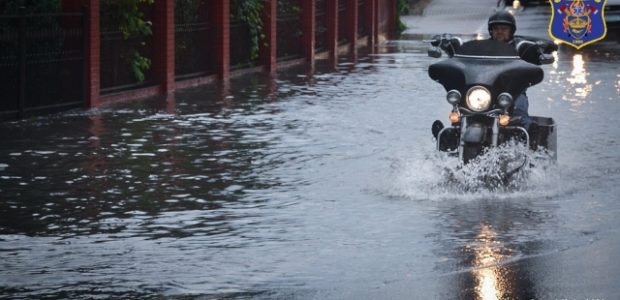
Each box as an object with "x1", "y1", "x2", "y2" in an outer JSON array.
[{"x1": 1, "y1": 1, "x2": 620, "y2": 299}]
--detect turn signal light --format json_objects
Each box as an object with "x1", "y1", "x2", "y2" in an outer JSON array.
[
  {"x1": 499, "y1": 114, "x2": 510, "y2": 126},
  {"x1": 449, "y1": 112, "x2": 460, "y2": 124}
]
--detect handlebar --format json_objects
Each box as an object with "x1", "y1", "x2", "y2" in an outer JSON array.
[
  {"x1": 427, "y1": 34, "x2": 557, "y2": 64},
  {"x1": 426, "y1": 34, "x2": 462, "y2": 58}
]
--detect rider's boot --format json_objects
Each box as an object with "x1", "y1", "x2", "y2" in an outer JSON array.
[
  {"x1": 508, "y1": 116, "x2": 523, "y2": 126},
  {"x1": 432, "y1": 120, "x2": 444, "y2": 139}
]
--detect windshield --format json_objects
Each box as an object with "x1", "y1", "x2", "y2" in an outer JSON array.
[
  {"x1": 428, "y1": 39, "x2": 543, "y2": 95},
  {"x1": 455, "y1": 39, "x2": 519, "y2": 57}
]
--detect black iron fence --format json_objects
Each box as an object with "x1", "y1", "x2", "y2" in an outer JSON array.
[
  {"x1": 229, "y1": 20, "x2": 256, "y2": 69},
  {"x1": 175, "y1": 21, "x2": 213, "y2": 79},
  {"x1": 315, "y1": 0, "x2": 327, "y2": 52},
  {"x1": 100, "y1": 3, "x2": 154, "y2": 94},
  {"x1": 338, "y1": 0, "x2": 348, "y2": 45},
  {"x1": 0, "y1": 9, "x2": 85, "y2": 118},
  {"x1": 175, "y1": 0, "x2": 214, "y2": 80},
  {"x1": 1, "y1": 2, "x2": 381, "y2": 118},
  {"x1": 277, "y1": 0, "x2": 303, "y2": 61}
]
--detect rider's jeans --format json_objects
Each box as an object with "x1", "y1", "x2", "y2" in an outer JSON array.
[{"x1": 513, "y1": 92, "x2": 531, "y2": 129}]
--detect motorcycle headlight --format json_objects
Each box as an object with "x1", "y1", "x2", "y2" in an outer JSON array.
[{"x1": 466, "y1": 86, "x2": 491, "y2": 112}]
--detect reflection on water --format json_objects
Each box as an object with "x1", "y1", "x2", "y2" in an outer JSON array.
[
  {"x1": 546, "y1": 42, "x2": 620, "y2": 112},
  {"x1": 567, "y1": 54, "x2": 592, "y2": 101},
  {"x1": 568, "y1": 54, "x2": 587, "y2": 84},
  {"x1": 551, "y1": 50, "x2": 559, "y2": 69},
  {"x1": 473, "y1": 224, "x2": 509, "y2": 300},
  {"x1": 0, "y1": 54, "x2": 424, "y2": 297}
]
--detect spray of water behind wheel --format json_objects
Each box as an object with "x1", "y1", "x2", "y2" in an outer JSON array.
[{"x1": 440, "y1": 140, "x2": 556, "y2": 193}]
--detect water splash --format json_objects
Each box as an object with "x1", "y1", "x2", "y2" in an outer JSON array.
[
  {"x1": 442, "y1": 141, "x2": 542, "y2": 192},
  {"x1": 391, "y1": 141, "x2": 564, "y2": 201}
]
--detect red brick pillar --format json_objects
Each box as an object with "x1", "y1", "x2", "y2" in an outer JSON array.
[
  {"x1": 346, "y1": 0, "x2": 358, "y2": 57},
  {"x1": 165, "y1": 93, "x2": 176, "y2": 114},
  {"x1": 153, "y1": 0, "x2": 175, "y2": 94},
  {"x1": 212, "y1": 0, "x2": 230, "y2": 81},
  {"x1": 85, "y1": 1, "x2": 100, "y2": 108},
  {"x1": 326, "y1": 0, "x2": 338, "y2": 66},
  {"x1": 301, "y1": 0, "x2": 316, "y2": 69},
  {"x1": 260, "y1": 0, "x2": 277, "y2": 75}
]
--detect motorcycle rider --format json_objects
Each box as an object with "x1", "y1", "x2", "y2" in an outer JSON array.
[
  {"x1": 487, "y1": 10, "x2": 531, "y2": 130},
  {"x1": 431, "y1": 10, "x2": 552, "y2": 140}
]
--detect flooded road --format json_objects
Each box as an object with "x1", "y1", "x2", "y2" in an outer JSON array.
[{"x1": 2, "y1": 2, "x2": 620, "y2": 299}]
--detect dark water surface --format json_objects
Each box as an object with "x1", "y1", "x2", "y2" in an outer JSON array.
[{"x1": 2, "y1": 31, "x2": 620, "y2": 299}]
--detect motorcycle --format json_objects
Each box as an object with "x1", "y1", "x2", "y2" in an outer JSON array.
[{"x1": 427, "y1": 35, "x2": 557, "y2": 168}]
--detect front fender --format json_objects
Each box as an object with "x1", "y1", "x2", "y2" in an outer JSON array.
[{"x1": 463, "y1": 122, "x2": 487, "y2": 143}]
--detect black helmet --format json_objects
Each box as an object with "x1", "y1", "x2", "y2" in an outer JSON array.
[{"x1": 488, "y1": 11, "x2": 516, "y2": 35}]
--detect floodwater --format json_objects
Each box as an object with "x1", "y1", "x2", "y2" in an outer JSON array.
[{"x1": 2, "y1": 7, "x2": 620, "y2": 300}]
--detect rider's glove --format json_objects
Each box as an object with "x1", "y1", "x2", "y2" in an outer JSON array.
[{"x1": 438, "y1": 34, "x2": 462, "y2": 57}]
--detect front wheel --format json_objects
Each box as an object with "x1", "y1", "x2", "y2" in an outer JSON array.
[{"x1": 462, "y1": 143, "x2": 484, "y2": 164}]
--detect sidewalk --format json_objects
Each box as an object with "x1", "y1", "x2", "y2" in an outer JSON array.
[{"x1": 402, "y1": 0, "x2": 500, "y2": 36}]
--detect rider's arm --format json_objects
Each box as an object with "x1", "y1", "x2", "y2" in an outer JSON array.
[
  {"x1": 440, "y1": 35, "x2": 463, "y2": 57},
  {"x1": 430, "y1": 34, "x2": 463, "y2": 57},
  {"x1": 515, "y1": 37, "x2": 558, "y2": 65}
]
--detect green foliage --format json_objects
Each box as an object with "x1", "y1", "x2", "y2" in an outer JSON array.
[
  {"x1": 396, "y1": 0, "x2": 410, "y2": 33},
  {"x1": 102, "y1": 0, "x2": 154, "y2": 39},
  {"x1": 101, "y1": 0, "x2": 154, "y2": 83},
  {"x1": 131, "y1": 51, "x2": 151, "y2": 82},
  {"x1": 231, "y1": 0, "x2": 264, "y2": 61}
]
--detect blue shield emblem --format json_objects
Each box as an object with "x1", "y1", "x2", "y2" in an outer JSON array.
[{"x1": 548, "y1": 0, "x2": 607, "y2": 49}]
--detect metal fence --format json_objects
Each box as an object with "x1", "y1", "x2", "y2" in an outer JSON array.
[
  {"x1": 1, "y1": 1, "x2": 383, "y2": 118},
  {"x1": 338, "y1": 0, "x2": 348, "y2": 45},
  {"x1": 174, "y1": 0, "x2": 214, "y2": 80},
  {"x1": 277, "y1": 0, "x2": 303, "y2": 61},
  {"x1": 100, "y1": 3, "x2": 154, "y2": 94},
  {"x1": 315, "y1": 0, "x2": 327, "y2": 52},
  {"x1": 0, "y1": 9, "x2": 84, "y2": 118},
  {"x1": 229, "y1": 20, "x2": 256, "y2": 69}
]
